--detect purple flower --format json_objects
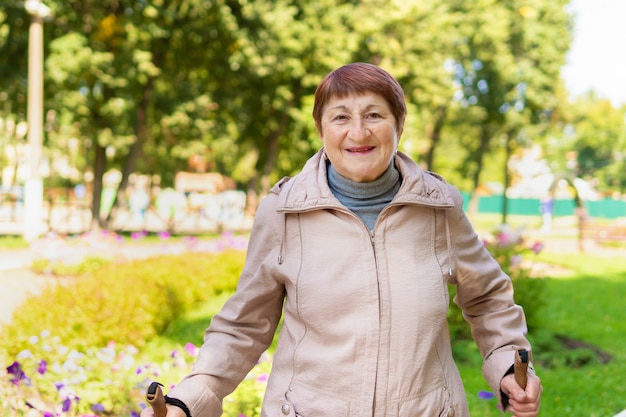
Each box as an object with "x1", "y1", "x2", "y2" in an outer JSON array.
[
  {"x1": 91, "y1": 403, "x2": 106, "y2": 412},
  {"x1": 62, "y1": 397, "x2": 72, "y2": 412},
  {"x1": 130, "y1": 411, "x2": 140, "y2": 417},
  {"x1": 37, "y1": 359, "x2": 47, "y2": 375},
  {"x1": 6, "y1": 361, "x2": 30, "y2": 386},
  {"x1": 478, "y1": 390, "x2": 495, "y2": 400}
]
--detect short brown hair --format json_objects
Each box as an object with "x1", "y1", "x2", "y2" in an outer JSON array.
[{"x1": 313, "y1": 63, "x2": 407, "y2": 135}]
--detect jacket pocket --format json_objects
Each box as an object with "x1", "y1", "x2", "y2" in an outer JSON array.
[
  {"x1": 398, "y1": 385, "x2": 452, "y2": 417},
  {"x1": 284, "y1": 383, "x2": 350, "y2": 417}
]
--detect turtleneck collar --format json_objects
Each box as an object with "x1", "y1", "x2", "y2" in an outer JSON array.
[
  {"x1": 327, "y1": 162, "x2": 400, "y2": 201},
  {"x1": 326, "y1": 161, "x2": 401, "y2": 230}
]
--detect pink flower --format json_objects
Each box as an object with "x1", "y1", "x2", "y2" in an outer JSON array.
[
  {"x1": 185, "y1": 342, "x2": 198, "y2": 357},
  {"x1": 531, "y1": 241, "x2": 544, "y2": 254}
]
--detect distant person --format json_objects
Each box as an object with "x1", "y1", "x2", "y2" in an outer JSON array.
[
  {"x1": 129, "y1": 186, "x2": 150, "y2": 225},
  {"x1": 141, "y1": 63, "x2": 542, "y2": 417},
  {"x1": 539, "y1": 192, "x2": 554, "y2": 232}
]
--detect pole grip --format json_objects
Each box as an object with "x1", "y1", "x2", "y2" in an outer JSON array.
[
  {"x1": 146, "y1": 381, "x2": 167, "y2": 417},
  {"x1": 514, "y1": 349, "x2": 530, "y2": 390}
]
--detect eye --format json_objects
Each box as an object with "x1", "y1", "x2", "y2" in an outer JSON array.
[
  {"x1": 366, "y1": 112, "x2": 382, "y2": 119},
  {"x1": 332, "y1": 114, "x2": 349, "y2": 121}
]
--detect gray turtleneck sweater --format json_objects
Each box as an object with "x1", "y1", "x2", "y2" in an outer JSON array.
[{"x1": 327, "y1": 162, "x2": 401, "y2": 230}]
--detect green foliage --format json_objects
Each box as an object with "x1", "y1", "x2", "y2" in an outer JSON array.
[
  {"x1": 0, "y1": 250, "x2": 246, "y2": 356},
  {"x1": 2, "y1": 0, "x2": 596, "y2": 214},
  {"x1": 31, "y1": 255, "x2": 111, "y2": 275}
]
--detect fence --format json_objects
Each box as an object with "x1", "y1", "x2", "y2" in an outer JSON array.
[{"x1": 461, "y1": 194, "x2": 626, "y2": 219}]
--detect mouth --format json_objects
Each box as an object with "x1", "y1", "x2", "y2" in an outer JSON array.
[{"x1": 346, "y1": 146, "x2": 375, "y2": 153}]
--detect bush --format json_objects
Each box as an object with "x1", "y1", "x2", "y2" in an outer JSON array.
[
  {"x1": 0, "y1": 250, "x2": 246, "y2": 357},
  {"x1": 0, "y1": 246, "x2": 246, "y2": 417}
]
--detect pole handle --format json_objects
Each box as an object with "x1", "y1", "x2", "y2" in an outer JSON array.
[
  {"x1": 514, "y1": 349, "x2": 530, "y2": 390},
  {"x1": 146, "y1": 381, "x2": 167, "y2": 417}
]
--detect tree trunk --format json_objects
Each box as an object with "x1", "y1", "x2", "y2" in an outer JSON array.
[
  {"x1": 501, "y1": 133, "x2": 512, "y2": 225},
  {"x1": 423, "y1": 105, "x2": 448, "y2": 170},
  {"x1": 91, "y1": 142, "x2": 107, "y2": 230},
  {"x1": 467, "y1": 123, "x2": 492, "y2": 218},
  {"x1": 105, "y1": 79, "x2": 154, "y2": 225},
  {"x1": 246, "y1": 126, "x2": 281, "y2": 216}
]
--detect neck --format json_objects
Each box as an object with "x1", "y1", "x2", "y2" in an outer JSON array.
[{"x1": 327, "y1": 162, "x2": 401, "y2": 229}]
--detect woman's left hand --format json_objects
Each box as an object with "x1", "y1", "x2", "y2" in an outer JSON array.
[{"x1": 500, "y1": 372, "x2": 542, "y2": 417}]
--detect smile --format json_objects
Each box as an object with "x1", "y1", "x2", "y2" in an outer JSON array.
[{"x1": 347, "y1": 146, "x2": 375, "y2": 153}]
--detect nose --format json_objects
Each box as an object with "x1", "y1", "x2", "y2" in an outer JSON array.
[{"x1": 348, "y1": 119, "x2": 369, "y2": 141}]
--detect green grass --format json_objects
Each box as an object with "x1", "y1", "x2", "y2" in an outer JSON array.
[{"x1": 460, "y1": 252, "x2": 626, "y2": 416}]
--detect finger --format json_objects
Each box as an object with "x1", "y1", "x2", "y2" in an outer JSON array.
[
  {"x1": 509, "y1": 399, "x2": 541, "y2": 417},
  {"x1": 501, "y1": 374, "x2": 527, "y2": 401},
  {"x1": 139, "y1": 408, "x2": 155, "y2": 417}
]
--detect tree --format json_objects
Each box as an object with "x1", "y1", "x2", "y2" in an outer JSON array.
[
  {"x1": 442, "y1": 0, "x2": 571, "y2": 221},
  {"x1": 567, "y1": 97, "x2": 626, "y2": 193}
]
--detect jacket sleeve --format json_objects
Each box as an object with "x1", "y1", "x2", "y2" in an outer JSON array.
[
  {"x1": 166, "y1": 194, "x2": 286, "y2": 417},
  {"x1": 446, "y1": 188, "x2": 531, "y2": 407}
]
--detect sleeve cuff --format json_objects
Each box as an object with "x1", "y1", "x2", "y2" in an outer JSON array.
[{"x1": 165, "y1": 396, "x2": 192, "y2": 417}]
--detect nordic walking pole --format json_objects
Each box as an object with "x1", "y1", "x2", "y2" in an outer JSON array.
[
  {"x1": 514, "y1": 349, "x2": 530, "y2": 390},
  {"x1": 146, "y1": 381, "x2": 167, "y2": 417}
]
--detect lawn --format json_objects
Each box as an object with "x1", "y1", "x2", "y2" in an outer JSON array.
[{"x1": 459, "y1": 252, "x2": 626, "y2": 416}]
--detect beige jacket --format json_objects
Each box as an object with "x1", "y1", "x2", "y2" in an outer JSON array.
[{"x1": 168, "y1": 149, "x2": 530, "y2": 417}]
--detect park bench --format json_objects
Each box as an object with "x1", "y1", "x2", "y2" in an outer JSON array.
[{"x1": 579, "y1": 220, "x2": 626, "y2": 243}]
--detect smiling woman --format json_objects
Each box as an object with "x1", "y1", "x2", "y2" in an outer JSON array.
[{"x1": 141, "y1": 63, "x2": 542, "y2": 417}]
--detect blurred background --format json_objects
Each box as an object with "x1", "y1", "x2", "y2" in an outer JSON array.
[{"x1": 1, "y1": 0, "x2": 625, "y2": 239}]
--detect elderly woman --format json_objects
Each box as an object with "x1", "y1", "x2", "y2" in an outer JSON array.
[{"x1": 142, "y1": 63, "x2": 542, "y2": 417}]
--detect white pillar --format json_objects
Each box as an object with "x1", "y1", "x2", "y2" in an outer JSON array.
[{"x1": 23, "y1": 1, "x2": 51, "y2": 241}]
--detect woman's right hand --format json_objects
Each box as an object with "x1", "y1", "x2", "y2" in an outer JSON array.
[{"x1": 140, "y1": 404, "x2": 188, "y2": 417}]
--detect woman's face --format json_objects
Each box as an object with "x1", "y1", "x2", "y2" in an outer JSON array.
[{"x1": 319, "y1": 92, "x2": 400, "y2": 182}]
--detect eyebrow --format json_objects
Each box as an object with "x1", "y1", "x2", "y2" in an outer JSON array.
[{"x1": 327, "y1": 103, "x2": 385, "y2": 112}]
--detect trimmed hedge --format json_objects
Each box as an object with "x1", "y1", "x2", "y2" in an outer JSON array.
[{"x1": 0, "y1": 250, "x2": 245, "y2": 356}]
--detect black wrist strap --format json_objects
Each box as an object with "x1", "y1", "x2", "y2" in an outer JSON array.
[{"x1": 164, "y1": 395, "x2": 192, "y2": 417}]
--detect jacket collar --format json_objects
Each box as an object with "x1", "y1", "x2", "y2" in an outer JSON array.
[{"x1": 272, "y1": 148, "x2": 456, "y2": 212}]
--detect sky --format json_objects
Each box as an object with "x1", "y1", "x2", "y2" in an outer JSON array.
[{"x1": 560, "y1": 0, "x2": 626, "y2": 107}]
